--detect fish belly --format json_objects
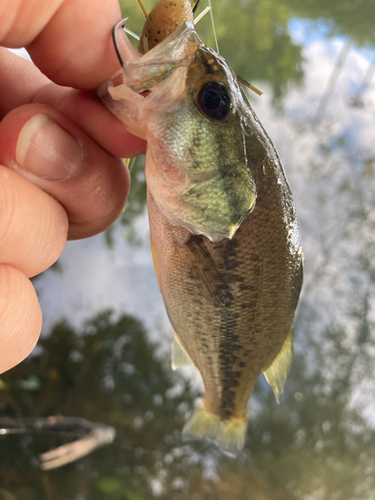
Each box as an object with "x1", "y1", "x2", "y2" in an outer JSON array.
[{"x1": 147, "y1": 158, "x2": 302, "y2": 453}]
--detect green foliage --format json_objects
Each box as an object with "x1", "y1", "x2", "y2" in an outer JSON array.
[
  {"x1": 96, "y1": 477, "x2": 147, "y2": 500},
  {"x1": 283, "y1": 0, "x2": 375, "y2": 46},
  {"x1": 117, "y1": 0, "x2": 375, "y2": 108},
  {"x1": 0, "y1": 310, "x2": 201, "y2": 499},
  {"x1": 198, "y1": 0, "x2": 303, "y2": 102}
]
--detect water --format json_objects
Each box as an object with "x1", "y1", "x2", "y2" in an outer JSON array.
[{"x1": 1, "y1": 0, "x2": 375, "y2": 498}]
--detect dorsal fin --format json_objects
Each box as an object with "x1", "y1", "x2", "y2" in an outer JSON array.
[
  {"x1": 172, "y1": 333, "x2": 194, "y2": 370},
  {"x1": 263, "y1": 326, "x2": 293, "y2": 403}
]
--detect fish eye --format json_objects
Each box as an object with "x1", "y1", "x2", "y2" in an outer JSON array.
[{"x1": 197, "y1": 81, "x2": 231, "y2": 120}]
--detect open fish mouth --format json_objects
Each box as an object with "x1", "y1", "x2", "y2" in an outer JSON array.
[{"x1": 99, "y1": 20, "x2": 257, "y2": 242}]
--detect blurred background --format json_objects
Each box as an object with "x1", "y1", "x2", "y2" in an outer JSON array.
[{"x1": 1, "y1": 0, "x2": 375, "y2": 498}]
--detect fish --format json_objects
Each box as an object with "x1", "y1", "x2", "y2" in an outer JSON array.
[
  {"x1": 99, "y1": 0, "x2": 303, "y2": 455},
  {"x1": 100, "y1": 18, "x2": 256, "y2": 242}
]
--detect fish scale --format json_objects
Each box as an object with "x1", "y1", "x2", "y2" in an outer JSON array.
[
  {"x1": 147, "y1": 91, "x2": 302, "y2": 435},
  {"x1": 100, "y1": 0, "x2": 303, "y2": 454}
]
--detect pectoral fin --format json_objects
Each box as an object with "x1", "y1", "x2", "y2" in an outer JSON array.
[
  {"x1": 263, "y1": 326, "x2": 293, "y2": 403},
  {"x1": 172, "y1": 333, "x2": 194, "y2": 370},
  {"x1": 188, "y1": 237, "x2": 233, "y2": 307}
]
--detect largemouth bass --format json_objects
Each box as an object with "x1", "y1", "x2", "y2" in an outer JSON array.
[
  {"x1": 100, "y1": 20, "x2": 256, "y2": 242},
  {"x1": 99, "y1": 1, "x2": 303, "y2": 455}
]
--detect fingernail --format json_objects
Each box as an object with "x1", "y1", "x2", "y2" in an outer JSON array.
[{"x1": 16, "y1": 114, "x2": 84, "y2": 181}]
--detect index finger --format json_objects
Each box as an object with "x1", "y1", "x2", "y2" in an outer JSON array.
[{"x1": 1, "y1": 0, "x2": 138, "y2": 89}]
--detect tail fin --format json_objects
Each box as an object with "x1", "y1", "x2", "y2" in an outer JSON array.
[{"x1": 182, "y1": 405, "x2": 247, "y2": 456}]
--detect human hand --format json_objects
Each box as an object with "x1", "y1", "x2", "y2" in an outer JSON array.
[{"x1": 0, "y1": 0, "x2": 146, "y2": 373}]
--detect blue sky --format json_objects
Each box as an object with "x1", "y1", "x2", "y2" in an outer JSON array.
[
  {"x1": 289, "y1": 17, "x2": 375, "y2": 64},
  {"x1": 288, "y1": 17, "x2": 333, "y2": 45}
]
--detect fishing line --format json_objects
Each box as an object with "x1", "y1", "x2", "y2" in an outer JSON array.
[
  {"x1": 207, "y1": 0, "x2": 219, "y2": 54},
  {"x1": 127, "y1": 157, "x2": 137, "y2": 173}
]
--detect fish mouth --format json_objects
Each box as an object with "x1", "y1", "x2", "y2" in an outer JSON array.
[
  {"x1": 121, "y1": 22, "x2": 202, "y2": 93},
  {"x1": 98, "y1": 22, "x2": 202, "y2": 100}
]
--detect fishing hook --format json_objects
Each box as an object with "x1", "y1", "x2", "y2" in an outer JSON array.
[
  {"x1": 112, "y1": 17, "x2": 130, "y2": 68},
  {"x1": 192, "y1": 0, "x2": 201, "y2": 14}
]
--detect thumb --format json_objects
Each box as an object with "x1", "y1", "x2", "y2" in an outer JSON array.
[{"x1": 0, "y1": 103, "x2": 131, "y2": 240}]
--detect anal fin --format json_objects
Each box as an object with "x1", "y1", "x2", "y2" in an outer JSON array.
[
  {"x1": 172, "y1": 333, "x2": 194, "y2": 370},
  {"x1": 263, "y1": 326, "x2": 293, "y2": 403}
]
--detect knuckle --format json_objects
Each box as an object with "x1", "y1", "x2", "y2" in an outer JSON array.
[{"x1": 0, "y1": 167, "x2": 19, "y2": 248}]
